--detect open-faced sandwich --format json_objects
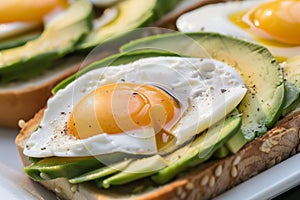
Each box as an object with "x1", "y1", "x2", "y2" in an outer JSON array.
[
  {"x1": 15, "y1": 27, "x2": 300, "y2": 200},
  {"x1": 0, "y1": 0, "x2": 180, "y2": 128}
]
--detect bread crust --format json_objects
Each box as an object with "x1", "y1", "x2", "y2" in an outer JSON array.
[{"x1": 16, "y1": 108, "x2": 300, "y2": 200}]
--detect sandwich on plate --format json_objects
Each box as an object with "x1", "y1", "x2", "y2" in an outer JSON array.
[{"x1": 16, "y1": 28, "x2": 300, "y2": 199}]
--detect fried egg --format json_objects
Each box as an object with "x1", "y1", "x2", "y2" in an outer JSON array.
[
  {"x1": 176, "y1": 0, "x2": 300, "y2": 61},
  {"x1": 0, "y1": 0, "x2": 68, "y2": 40},
  {"x1": 24, "y1": 57, "x2": 247, "y2": 157}
]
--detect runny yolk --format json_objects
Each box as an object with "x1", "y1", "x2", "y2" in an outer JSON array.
[
  {"x1": 0, "y1": 0, "x2": 69, "y2": 23},
  {"x1": 230, "y1": 0, "x2": 300, "y2": 45},
  {"x1": 68, "y1": 83, "x2": 180, "y2": 150}
]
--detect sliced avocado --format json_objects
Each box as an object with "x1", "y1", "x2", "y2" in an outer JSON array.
[
  {"x1": 283, "y1": 56, "x2": 300, "y2": 113},
  {"x1": 0, "y1": 0, "x2": 93, "y2": 83},
  {"x1": 0, "y1": 31, "x2": 40, "y2": 50},
  {"x1": 284, "y1": 56, "x2": 300, "y2": 89},
  {"x1": 97, "y1": 155, "x2": 168, "y2": 188},
  {"x1": 52, "y1": 50, "x2": 178, "y2": 93},
  {"x1": 151, "y1": 109, "x2": 241, "y2": 184},
  {"x1": 225, "y1": 130, "x2": 247, "y2": 153},
  {"x1": 24, "y1": 156, "x2": 103, "y2": 181},
  {"x1": 121, "y1": 32, "x2": 285, "y2": 141},
  {"x1": 69, "y1": 159, "x2": 132, "y2": 184},
  {"x1": 281, "y1": 81, "x2": 300, "y2": 117},
  {"x1": 76, "y1": 0, "x2": 178, "y2": 51}
]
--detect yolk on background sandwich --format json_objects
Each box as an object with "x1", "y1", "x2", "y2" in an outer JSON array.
[{"x1": 15, "y1": 29, "x2": 300, "y2": 200}]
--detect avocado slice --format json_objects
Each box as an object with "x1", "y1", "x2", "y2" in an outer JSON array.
[
  {"x1": 0, "y1": 0, "x2": 93, "y2": 83},
  {"x1": 285, "y1": 56, "x2": 300, "y2": 90},
  {"x1": 24, "y1": 156, "x2": 103, "y2": 181},
  {"x1": 69, "y1": 159, "x2": 132, "y2": 184},
  {"x1": 120, "y1": 32, "x2": 285, "y2": 141},
  {"x1": 0, "y1": 31, "x2": 40, "y2": 50},
  {"x1": 151, "y1": 109, "x2": 241, "y2": 184},
  {"x1": 281, "y1": 81, "x2": 300, "y2": 117},
  {"x1": 97, "y1": 155, "x2": 168, "y2": 188},
  {"x1": 76, "y1": 0, "x2": 178, "y2": 51},
  {"x1": 282, "y1": 56, "x2": 300, "y2": 115}
]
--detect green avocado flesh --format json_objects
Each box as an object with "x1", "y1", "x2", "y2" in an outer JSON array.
[
  {"x1": 0, "y1": 0, "x2": 93, "y2": 83},
  {"x1": 24, "y1": 157, "x2": 103, "y2": 181},
  {"x1": 0, "y1": 31, "x2": 41, "y2": 50},
  {"x1": 281, "y1": 81, "x2": 300, "y2": 117},
  {"x1": 282, "y1": 56, "x2": 300, "y2": 115},
  {"x1": 25, "y1": 32, "x2": 286, "y2": 189}
]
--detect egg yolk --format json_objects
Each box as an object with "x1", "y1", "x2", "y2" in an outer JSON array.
[
  {"x1": 231, "y1": 0, "x2": 300, "y2": 45},
  {"x1": 0, "y1": 0, "x2": 68, "y2": 23},
  {"x1": 68, "y1": 83, "x2": 180, "y2": 150}
]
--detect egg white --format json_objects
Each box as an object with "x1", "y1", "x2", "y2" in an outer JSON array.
[
  {"x1": 24, "y1": 56, "x2": 247, "y2": 157},
  {"x1": 176, "y1": 0, "x2": 300, "y2": 60}
]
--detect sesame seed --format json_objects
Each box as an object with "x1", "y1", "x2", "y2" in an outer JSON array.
[
  {"x1": 54, "y1": 188, "x2": 61, "y2": 193},
  {"x1": 209, "y1": 176, "x2": 215, "y2": 188},
  {"x1": 18, "y1": 120, "x2": 26, "y2": 129},
  {"x1": 214, "y1": 165, "x2": 222, "y2": 177},
  {"x1": 231, "y1": 166, "x2": 238, "y2": 178},
  {"x1": 233, "y1": 156, "x2": 241, "y2": 166},
  {"x1": 200, "y1": 175, "x2": 209, "y2": 186},
  {"x1": 185, "y1": 182, "x2": 194, "y2": 190}
]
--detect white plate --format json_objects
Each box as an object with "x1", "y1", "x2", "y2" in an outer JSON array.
[{"x1": 1, "y1": 127, "x2": 300, "y2": 199}]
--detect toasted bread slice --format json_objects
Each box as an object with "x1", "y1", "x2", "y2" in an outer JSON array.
[{"x1": 16, "y1": 107, "x2": 300, "y2": 200}]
